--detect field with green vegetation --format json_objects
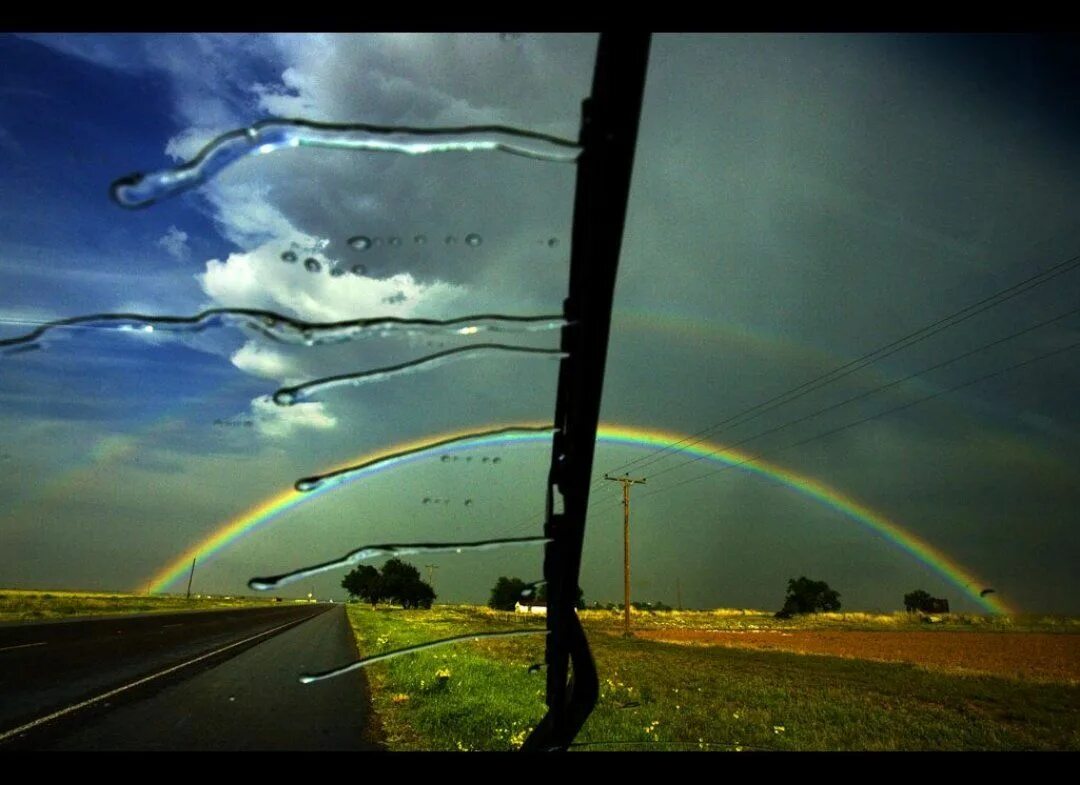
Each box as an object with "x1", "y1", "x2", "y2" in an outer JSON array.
[
  {"x1": 0, "y1": 589, "x2": 282, "y2": 623},
  {"x1": 346, "y1": 604, "x2": 1080, "y2": 751}
]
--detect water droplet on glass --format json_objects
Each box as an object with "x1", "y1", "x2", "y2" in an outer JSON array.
[
  {"x1": 281, "y1": 250, "x2": 298, "y2": 262},
  {"x1": 440, "y1": 455, "x2": 450, "y2": 463},
  {"x1": 388, "y1": 236, "x2": 402, "y2": 247},
  {"x1": 348, "y1": 236, "x2": 371, "y2": 251},
  {"x1": 492, "y1": 457, "x2": 501, "y2": 464},
  {"x1": 423, "y1": 497, "x2": 431, "y2": 504},
  {"x1": 464, "y1": 499, "x2": 473, "y2": 506},
  {"x1": 296, "y1": 478, "x2": 322, "y2": 493},
  {"x1": 304, "y1": 257, "x2": 321, "y2": 273},
  {"x1": 414, "y1": 234, "x2": 427, "y2": 245},
  {"x1": 330, "y1": 266, "x2": 345, "y2": 277},
  {"x1": 351, "y1": 264, "x2": 367, "y2": 277},
  {"x1": 273, "y1": 390, "x2": 297, "y2": 406},
  {"x1": 445, "y1": 235, "x2": 456, "y2": 245},
  {"x1": 547, "y1": 237, "x2": 558, "y2": 248},
  {"x1": 465, "y1": 233, "x2": 482, "y2": 247}
]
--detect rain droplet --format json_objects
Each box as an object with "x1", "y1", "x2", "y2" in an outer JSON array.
[
  {"x1": 423, "y1": 497, "x2": 431, "y2": 504},
  {"x1": 351, "y1": 264, "x2": 367, "y2": 277},
  {"x1": 414, "y1": 234, "x2": 427, "y2": 245},
  {"x1": 330, "y1": 266, "x2": 345, "y2": 277},
  {"x1": 273, "y1": 390, "x2": 297, "y2": 406},
  {"x1": 440, "y1": 455, "x2": 450, "y2": 462},
  {"x1": 348, "y1": 236, "x2": 372, "y2": 251},
  {"x1": 481, "y1": 457, "x2": 489, "y2": 463},
  {"x1": 304, "y1": 257, "x2": 321, "y2": 273},
  {"x1": 445, "y1": 235, "x2": 456, "y2": 245},
  {"x1": 465, "y1": 233, "x2": 482, "y2": 247},
  {"x1": 388, "y1": 236, "x2": 402, "y2": 247},
  {"x1": 296, "y1": 478, "x2": 322, "y2": 493},
  {"x1": 281, "y1": 250, "x2": 298, "y2": 262},
  {"x1": 464, "y1": 499, "x2": 473, "y2": 506},
  {"x1": 492, "y1": 457, "x2": 502, "y2": 464},
  {"x1": 547, "y1": 237, "x2": 558, "y2": 248}
]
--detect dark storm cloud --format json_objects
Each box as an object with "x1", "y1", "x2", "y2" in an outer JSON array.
[{"x1": 2, "y1": 33, "x2": 1077, "y2": 611}]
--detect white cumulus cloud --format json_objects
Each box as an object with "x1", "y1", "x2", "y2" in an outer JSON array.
[
  {"x1": 157, "y1": 225, "x2": 190, "y2": 260},
  {"x1": 230, "y1": 341, "x2": 297, "y2": 382},
  {"x1": 250, "y1": 394, "x2": 336, "y2": 439}
]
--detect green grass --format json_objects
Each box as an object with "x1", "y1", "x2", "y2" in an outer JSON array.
[
  {"x1": 346, "y1": 604, "x2": 1080, "y2": 751},
  {"x1": 0, "y1": 588, "x2": 282, "y2": 623}
]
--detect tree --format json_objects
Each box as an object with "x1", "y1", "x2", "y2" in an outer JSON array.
[
  {"x1": 534, "y1": 582, "x2": 586, "y2": 610},
  {"x1": 341, "y1": 559, "x2": 436, "y2": 610},
  {"x1": 341, "y1": 564, "x2": 382, "y2": 606},
  {"x1": 903, "y1": 589, "x2": 934, "y2": 613},
  {"x1": 398, "y1": 579, "x2": 436, "y2": 609},
  {"x1": 776, "y1": 576, "x2": 841, "y2": 618},
  {"x1": 489, "y1": 577, "x2": 528, "y2": 611},
  {"x1": 379, "y1": 558, "x2": 436, "y2": 609}
]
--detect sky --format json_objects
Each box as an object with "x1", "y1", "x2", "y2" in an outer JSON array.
[{"x1": 1, "y1": 33, "x2": 1078, "y2": 614}]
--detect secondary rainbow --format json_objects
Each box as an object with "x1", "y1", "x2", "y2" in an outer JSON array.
[{"x1": 145, "y1": 422, "x2": 1012, "y2": 613}]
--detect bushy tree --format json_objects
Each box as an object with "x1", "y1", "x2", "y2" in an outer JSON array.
[
  {"x1": 489, "y1": 577, "x2": 528, "y2": 611},
  {"x1": 341, "y1": 559, "x2": 435, "y2": 610},
  {"x1": 776, "y1": 576, "x2": 841, "y2": 618},
  {"x1": 341, "y1": 565, "x2": 382, "y2": 606},
  {"x1": 903, "y1": 589, "x2": 934, "y2": 613}
]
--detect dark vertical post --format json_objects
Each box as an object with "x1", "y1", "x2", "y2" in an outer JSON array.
[
  {"x1": 623, "y1": 481, "x2": 631, "y2": 634},
  {"x1": 186, "y1": 557, "x2": 196, "y2": 600},
  {"x1": 522, "y1": 33, "x2": 651, "y2": 752}
]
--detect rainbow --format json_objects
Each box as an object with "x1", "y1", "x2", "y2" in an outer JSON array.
[{"x1": 145, "y1": 422, "x2": 1012, "y2": 614}]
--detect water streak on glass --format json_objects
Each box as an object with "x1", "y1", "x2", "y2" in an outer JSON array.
[
  {"x1": 293, "y1": 424, "x2": 556, "y2": 493},
  {"x1": 248, "y1": 536, "x2": 551, "y2": 591},
  {"x1": 109, "y1": 120, "x2": 582, "y2": 208},
  {"x1": 0, "y1": 310, "x2": 568, "y2": 354},
  {"x1": 298, "y1": 629, "x2": 548, "y2": 684},
  {"x1": 273, "y1": 344, "x2": 567, "y2": 405}
]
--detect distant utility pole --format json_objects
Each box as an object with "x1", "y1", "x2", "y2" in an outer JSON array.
[
  {"x1": 425, "y1": 564, "x2": 439, "y2": 589},
  {"x1": 604, "y1": 473, "x2": 646, "y2": 637},
  {"x1": 676, "y1": 578, "x2": 683, "y2": 611},
  {"x1": 185, "y1": 556, "x2": 196, "y2": 600}
]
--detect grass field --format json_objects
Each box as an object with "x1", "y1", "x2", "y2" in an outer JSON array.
[
  {"x1": 345, "y1": 604, "x2": 1080, "y2": 751},
  {"x1": 0, "y1": 588, "x2": 283, "y2": 623}
]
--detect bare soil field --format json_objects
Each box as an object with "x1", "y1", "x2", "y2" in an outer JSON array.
[{"x1": 633, "y1": 628, "x2": 1080, "y2": 683}]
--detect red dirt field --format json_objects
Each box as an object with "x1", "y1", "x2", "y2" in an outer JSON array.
[{"x1": 632, "y1": 628, "x2": 1080, "y2": 683}]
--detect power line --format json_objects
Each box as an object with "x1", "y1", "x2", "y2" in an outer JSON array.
[
  {"x1": 506, "y1": 298, "x2": 1080, "y2": 534},
  {"x1": 640, "y1": 303, "x2": 1080, "y2": 484},
  {"x1": 601, "y1": 249, "x2": 1080, "y2": 479},
  {"x1": 630, "y1": 332, "x2": 1080, "y2": 503}
]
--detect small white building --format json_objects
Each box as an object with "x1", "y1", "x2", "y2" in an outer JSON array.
[{"x1": 514, "y1": 601, "x2": 548, "y2": 615}]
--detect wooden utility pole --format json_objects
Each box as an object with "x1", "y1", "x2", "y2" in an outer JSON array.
[
  {"x1": 604, "y1": 474, "x2": 646, "y2": 637},
  {"x1": 425, "y1": 564, "x2": 439, "y2": 589},
  {"x1": 677, "y1": 578, "x2": 683, "y2": 611},
  {"x1": 185, "y1": 556, "x2": 196, "y2": 600}
]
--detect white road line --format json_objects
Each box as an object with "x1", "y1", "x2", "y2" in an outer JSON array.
[
  {"x1": 0, "y1": 642, "x2": 47, "y2": 653},
  {"x1": 0, "y1": 613, "x2": 314, "y2": 744}
]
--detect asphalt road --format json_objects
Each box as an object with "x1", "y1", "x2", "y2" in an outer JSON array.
[{"x1": 0, "y1": 604, "x2": 380, "y2": 750}]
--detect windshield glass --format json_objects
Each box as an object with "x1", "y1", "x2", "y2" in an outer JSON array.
[{"x1": 2, "y1": 33, "x2": 1078, "y2": 753}]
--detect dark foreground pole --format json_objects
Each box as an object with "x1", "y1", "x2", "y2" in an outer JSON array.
[{"x1": 521, "y1": 32, "x2": 651, "y2": 752}]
